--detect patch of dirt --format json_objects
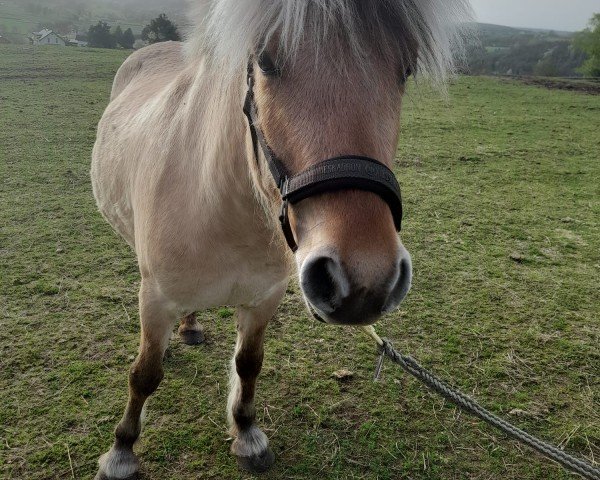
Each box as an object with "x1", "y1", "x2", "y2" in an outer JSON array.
[{"x1": 506, "y1": 76, "x2": 600, "y2": 95}]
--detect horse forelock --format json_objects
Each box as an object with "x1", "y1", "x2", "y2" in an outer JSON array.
[{"x1": 185, "y1": 0, "x2": 474, "y2": 87}]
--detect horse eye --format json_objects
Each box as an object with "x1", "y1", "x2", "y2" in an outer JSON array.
[
  {"x1": 258, "y1": 52, "x2": 280, "y2": 77},
  {"x1": 400, "y1": 66, "x2": 413, "y2": 84}
]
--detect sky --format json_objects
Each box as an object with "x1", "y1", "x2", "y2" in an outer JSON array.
[{"x1": 469, "y1": 0, "x2": 599, "y2": 32}]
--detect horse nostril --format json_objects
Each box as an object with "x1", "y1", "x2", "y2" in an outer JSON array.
[
  {"x1": 300, "y1": 254, "x2": 349, "y2": 314},
  {"x1": 383, "y1": 248, "x2": 412, "y2": 313}
]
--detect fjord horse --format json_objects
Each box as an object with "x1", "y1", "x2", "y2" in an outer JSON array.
[{"x1": 91, "y1": 0, "x2": 470, "y2": 477}]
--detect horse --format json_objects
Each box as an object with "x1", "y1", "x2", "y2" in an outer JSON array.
[{"x1": 91, "y1": 0, "x2": 471, "y2": 477}]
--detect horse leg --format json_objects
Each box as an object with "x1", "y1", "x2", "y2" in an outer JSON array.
[
  {"x1": 228, "y1": 286, "x2": 286, "y2": 473},
  {"x1": 95, "y1": 280, "x2": 175, "y2": 480},
  {"x1": 178, "y1": 312, "x2": 205, "y2": 345}
]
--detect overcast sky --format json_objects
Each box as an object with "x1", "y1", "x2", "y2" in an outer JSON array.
[{"x1": 469, "y1": 0, "x2": 599, "y2": 32}]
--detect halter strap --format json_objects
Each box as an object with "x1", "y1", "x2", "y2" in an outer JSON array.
[
  {"x1": 283, "y1": 155, "x2": 402, "y2": 231},
  {"x1": 243, "y1": 63, "x2": 288, "y2": 189},
  {"x1": 243, "y1": 59, "x2": 403, "y2": 252}
]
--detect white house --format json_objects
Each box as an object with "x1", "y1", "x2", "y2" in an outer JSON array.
[{"x1": 31, "y1": 29, "x2": 66, "y2": 46}]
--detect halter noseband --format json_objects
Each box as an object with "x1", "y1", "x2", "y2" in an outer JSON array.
[{"x1": 243, "y1": 60, "x2": 403, "y2": 253}]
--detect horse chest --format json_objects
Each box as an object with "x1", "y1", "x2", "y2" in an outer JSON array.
[{"x1": 144, "y1": 223, "x2": 290, "y2": 311}]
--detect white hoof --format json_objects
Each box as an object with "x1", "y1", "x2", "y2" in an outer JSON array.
[
  {"x1": 232, "y1": 426, "x2": 274, "y2": 473},
  {"x1": 231, "y1": 425, "x2": 269, "y2": 458},
  {"x1": 96, "y1": 446, "x2": 140, "y2": 480}
]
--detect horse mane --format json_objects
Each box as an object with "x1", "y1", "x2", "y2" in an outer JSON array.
[{"x1": 186, "y1": 0, "x2": 473, "y2": 85}]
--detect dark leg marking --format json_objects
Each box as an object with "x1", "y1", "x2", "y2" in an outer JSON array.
[
  {"x1": 95, "y1": 282, "x2": 173, "y2": 480},
  {"x1": 227, "y1": 297, "x2": 285, "y2": 474}
]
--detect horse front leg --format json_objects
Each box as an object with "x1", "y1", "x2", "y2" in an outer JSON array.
[
  {"x1": 228, "y1": 285, "x2": 286, "y2": 473},
  {"x1": 95, "y1": 280, "x2": 175, "y2": 480}
]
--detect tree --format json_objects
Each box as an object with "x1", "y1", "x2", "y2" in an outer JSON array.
[
  {"x1": 534, "y1": 57, "x2": 559, "y2": 77},
  {"x1": 113, "y1": 25, "x2": 123, "y2": 47},
  {"x1": 141, "y1": 14, "x2": 180, "y2": 44},
  {"x1": 573, "y1": 13, "x2": 600, "y2": 77},
  {"x1": 88, "y1": 21, "x2": 116, "y2": 49},
  {"x1": 119, "y1": 28, "x2": 135, "y2": 49}
]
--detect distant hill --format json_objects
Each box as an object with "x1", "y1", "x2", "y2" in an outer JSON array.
[
  {"x1": 465, "y1": 23, "x2": 586, "y2": 77},
  {"x1": 473, "y1": 23, "x2": 575, "y2": 46}
]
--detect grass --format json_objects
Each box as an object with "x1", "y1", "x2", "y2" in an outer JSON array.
[{"x1": 1, "y1": 44, "x2": 599, "y2": 479}]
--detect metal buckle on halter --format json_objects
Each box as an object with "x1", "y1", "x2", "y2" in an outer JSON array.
[
  {"x1": 279, "y1": 198, "x2": 298, "y2": 252},
  {"x1": 246, "y1": 58, "x2": 254, "y2": 87},
  {"x1": 278, "y1": 178, "x2": 299, "y2": 252},
  {"x1": 279, "y1": 198, "x2": 289, "y2": 230},
  {"x1": 278, "y1": 178, "x2": 290, "y2": 232}
]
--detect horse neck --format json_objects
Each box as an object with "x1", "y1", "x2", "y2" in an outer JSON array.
[{"x1": 184, "y1": 61, "x2": 279, "y2": 236}]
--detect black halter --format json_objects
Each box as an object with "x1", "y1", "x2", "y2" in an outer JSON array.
[{"x1": 243, "y1": 60, "x2": 403, "y2": 253}]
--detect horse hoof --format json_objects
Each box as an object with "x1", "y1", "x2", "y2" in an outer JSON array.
[
  {"x1": 95, "y1": 447, "x2": 140, "y2": 480},
  {"x1": 236, "y1": 448, "x2": 275, "y2": 474},
  {"x1": 178, "y1": 328, "x2": 205, "y2": 345},
  {"x1": 94, "y1": 472, "x2": 140, "y2": 480}
]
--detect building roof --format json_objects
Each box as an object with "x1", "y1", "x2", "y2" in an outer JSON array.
[
  {"x1": 40, "y1": 32, "x2": 62, "y2": 42},
  {"x1": 69, "y1": 39, "x2": 88, "y2": 47},
  {"x1": 33, "y1": 28, "x2": 52, "y2": 38},
  {"x1": 32, "y1": 29, "x2": 66, "y2": 43}
]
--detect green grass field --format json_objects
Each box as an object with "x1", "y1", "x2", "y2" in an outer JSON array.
[{"x1": 1, "y1": 45, "x2": 598, "y2": 479}]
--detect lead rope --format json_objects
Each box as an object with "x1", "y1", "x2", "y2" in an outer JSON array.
[{"x1": 360, "y1": 326, "x2": 600, "y2": 480}]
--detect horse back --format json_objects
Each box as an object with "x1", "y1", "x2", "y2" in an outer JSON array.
[{"x1": 111, "y1": 41, "x2": 185, "y2": 101}]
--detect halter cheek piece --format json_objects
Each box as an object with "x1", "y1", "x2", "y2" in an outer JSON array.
[{"x1": 243, "y1": 60, "x2": 403, "y2": 253}]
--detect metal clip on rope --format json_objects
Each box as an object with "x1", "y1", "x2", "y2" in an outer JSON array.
[{"x1": 360, "y1": 326, "x2": 600, "y2": 480}]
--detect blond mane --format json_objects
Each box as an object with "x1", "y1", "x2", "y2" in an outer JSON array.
[{"x1": 186, "y1": 0, "x2": 473, "y2": 84}]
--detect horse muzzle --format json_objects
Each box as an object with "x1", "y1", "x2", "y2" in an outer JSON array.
[{"x1": 300, "y1": 245, "x2": 412, "y2": 325}]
